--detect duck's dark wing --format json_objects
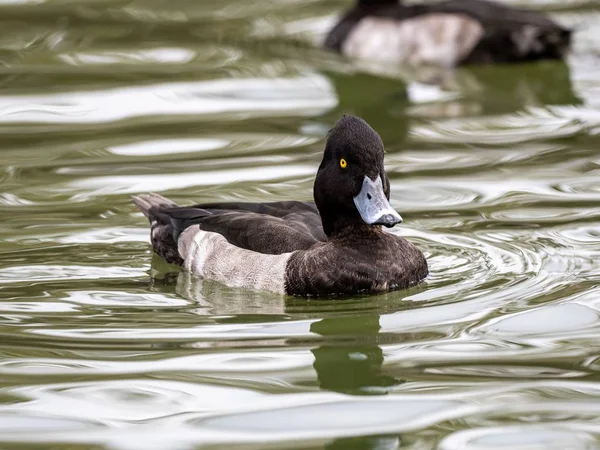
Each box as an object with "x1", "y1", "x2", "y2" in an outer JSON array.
[
  {"x1": 133, "y1": 194, "x2": 325, "y2": 265},
  {"x1": 187, "y1": 200, "x2": 325, "y2": 239},
  {"x1": 167, "y1": 201, "x2": 326, "y2": 251}
]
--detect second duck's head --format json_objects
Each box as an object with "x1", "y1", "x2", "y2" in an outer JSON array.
[{"x1": 314, "y1": 115, "x2": 402, "y2": 236}]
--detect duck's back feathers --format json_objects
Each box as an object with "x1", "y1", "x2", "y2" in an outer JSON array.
[
  {"x1": 167, "y1": 206, "x2": 322, "y2": 254},
  {"x1": 132, "y1": 194, "x2": 325, "y2": 264},
  {"x1": 326, "y1": 0, "x2": 571, "y2": 66},
  {"x1": 184, "y1": 200, "x2": 326, "y2": 244}
]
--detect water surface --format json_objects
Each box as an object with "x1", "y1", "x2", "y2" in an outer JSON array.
[{"x1": 1, "y1": 0, "x2": 600, "y2": 449}]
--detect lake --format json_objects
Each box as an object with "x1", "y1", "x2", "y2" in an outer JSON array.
[{"x1": 1, "y1": 0, "x2": 600, "y2": 449}]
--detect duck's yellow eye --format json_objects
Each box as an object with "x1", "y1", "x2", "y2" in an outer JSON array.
[{"x1": 340, "y1": 158, "x2": 347, "y2": 169}]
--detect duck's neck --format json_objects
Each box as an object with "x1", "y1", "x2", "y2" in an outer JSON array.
[{"x1": 320, "y1": 213, "x2": 382, "y2": 239}]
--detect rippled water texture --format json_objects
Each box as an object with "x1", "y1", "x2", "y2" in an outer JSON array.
[{"x1": 1, "y1": 0, "x2": 600, "y2": 449}]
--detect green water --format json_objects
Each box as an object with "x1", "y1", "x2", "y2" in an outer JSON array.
[{"x1": 1, "y1": 1, "x2": 600, "y2": 449}]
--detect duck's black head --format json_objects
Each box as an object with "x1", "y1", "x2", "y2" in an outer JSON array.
[{"x1": 314, "y1": 115, "x2": 402, "y2": 236}]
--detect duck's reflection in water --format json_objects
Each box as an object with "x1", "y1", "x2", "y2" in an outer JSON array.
[
  {"x1": 310, "y1": 314, "x2": 400, "y2": 395},
  {"x1": 326, "y1": 435, "x2": 401, "y2": 450},
  {"x1": 175, "y1": 271, "x2": 405, "y2": 395},
  {"x1": 323, "y1": 59, "x2": 579, "y2": 135},
  {"x1": 322, "y1": 70, "x2": 410, "y2": 143},
  {"x1": 310, "y1": 314, "x2": 407, "y2": 450},
  {"x1": 457, "y1": 60, "x2": 580, "y2": 113},
  {"x1": 175, "y1": 271, "x2": 408, "y2": 449},
  {"x1": 176, "y1": 271, "x2": 287, "y2": 315}
]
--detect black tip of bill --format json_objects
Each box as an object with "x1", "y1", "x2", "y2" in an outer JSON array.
[
  {"x1": 353, "y1": 175, "x2": 403, "y2": 228},
  {"x1": 373, "y1": 213, "x2": 402, "y2": 227}
]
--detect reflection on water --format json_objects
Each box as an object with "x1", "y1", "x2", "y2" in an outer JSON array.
[
  {"x1": 311, "y1": 316, "x2": 400, "y2": 395},
  {"x1": 1, "y1": 0, "x2": 600, "y2": 448}
]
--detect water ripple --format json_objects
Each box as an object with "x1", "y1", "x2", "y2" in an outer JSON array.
[
  {"x1": 0, "y1": 75, "x2": 336, "y2": 127},
  {"x1": 0, "y1": 0, "x2": 600, "y2": 448}
]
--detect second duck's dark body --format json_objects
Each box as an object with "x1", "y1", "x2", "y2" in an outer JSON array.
[{"x1": 325, "y1": 0, "x2": 571, "y2": 66}]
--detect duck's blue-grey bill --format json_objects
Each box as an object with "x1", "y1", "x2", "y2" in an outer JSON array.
[{"x1": 353, "y1": 175, "x2": 403, "y2": 227}]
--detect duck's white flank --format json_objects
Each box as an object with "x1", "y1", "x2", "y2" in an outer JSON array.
[
  {"x1": 178, "y1": 226, "x2": 292, "y2": 294},
  {"x1": 342, "y1": 14, "x2": 484, "y2": 67}
]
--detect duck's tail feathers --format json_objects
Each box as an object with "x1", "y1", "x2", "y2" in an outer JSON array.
[
  {"x1": 506, "y1": 21, "x2": 572, "y2": 62},
  {"x1": 132, "y1": 193, "x2": 178, "y2": 219},
  {"x1": 533, "y1": 26, "x2": 572, "y2": 60},
  {"x1": 132, "y1": 193, "x2": 183, "y2": 265}
]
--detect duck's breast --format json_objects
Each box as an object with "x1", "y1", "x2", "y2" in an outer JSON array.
[{"x1": 341, "y1": 13, "x2": 484, "y2": 67}]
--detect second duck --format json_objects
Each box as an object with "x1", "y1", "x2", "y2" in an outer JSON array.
[{"x1": 325, "y1": 0, "x2": 571, "y2": 67}]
